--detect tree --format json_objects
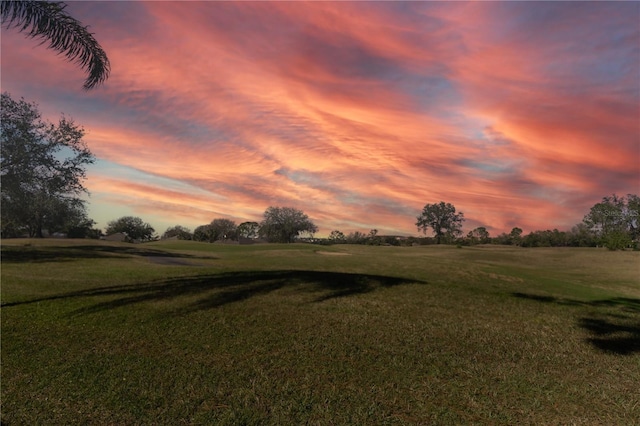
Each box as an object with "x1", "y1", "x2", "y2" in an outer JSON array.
[
  {"x1": 105, "y1": 216, "x2": 155, "y2": 242},
  {"x1": 259, "y1": 206, "x2": 318, "y2": 243},
  {"x1": 1, "y1": 0, "x2": 110, "y2": 89},
  {"x1": 566, "y1": 223, "x2": 596, "y2": 247},
  {"x1": 328, "y1": 230, "x2": 346, "y2": 243},
  {"x1": 193, "y1": 219, "x2": 237, "y2": 242},
  {"x1": 583, "y1": 194, "x2": 639, "y2": 248},
  {"x1": 237, "y1": 221, "x2": 260, "y2": 239},
  {"x1": 508, "y1": 227, "x2": 523, "y2": 246},
  {"x1": 416, "y1": 202, "x2": 465, "y2": 244},
  {"x1": 162, "y1": 225, "x2": 192, "y2": 240},
  {"x1": 209, "y1": 218, "x2": 237, "y2": 241},
  {"x1": 193, "y1": 224, "x2": 213, "y2": 242},
  {"x1": 366, "y1": 229, "x2": 382, "y2": 245},
  {"x1": 467, "y1": 226, "x2": 490, "y2": 245},
  {"x1": 345, "y1": 231, "x2": 367, "y2": 244},
  {"x1": 1, "y1": 92, "x2": 95, "y2": 237}
]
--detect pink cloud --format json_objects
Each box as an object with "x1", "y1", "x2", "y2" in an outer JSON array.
[{"x1": 2, "y1": 2, "x2": 636, "y2": 236}]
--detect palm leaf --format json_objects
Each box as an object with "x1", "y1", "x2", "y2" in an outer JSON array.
[{"x1": 2, "y1": 0, "x2": 110, "y2": 90}]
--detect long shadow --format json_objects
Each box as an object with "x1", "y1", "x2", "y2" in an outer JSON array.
[
  {"x1": 513, "y1": 292, "x2": 640, "y2": 355},
  {"x1": 1, "y1": 244, "x2": 213, "y2": 263},
  {"x1": 1, "y1": 270, "x2": 427, "y2": 315}
]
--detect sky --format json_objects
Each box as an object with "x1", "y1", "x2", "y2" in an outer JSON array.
[{"x1": 1, "y1": 1, "x2": 638, "y2": 237}]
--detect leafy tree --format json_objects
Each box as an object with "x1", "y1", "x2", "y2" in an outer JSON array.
[
  {"x1": 604, "y1": 231, "x2": 632, "y2": 251},
  {"x1": 566, "y1": 223, "x2": 596, "y2": 247},
  {"x1": 328, "y1": 230, "x2": 346, "y2": 243},
  {"x1": 105, "y1": 216, "x2": 155, "y2": 242},
  {"x1": 467, "y1": 226, "x2": 490, "y2": 245},
  {"x1": 162, "y1": 225, "x2": 192, "y2": 240},
  {"x1": 583, "y1": 194, "x2": 639, "y2": 246},
  {"x1": 521, "y1": 229, "x2": 568, "y2": 248},
  {"x1": 193, "y1": 219, "x2": 237, "y2": 242},
  {"x1": 237, "y1": 221, "x2": 260, "y2": 239},
  {"x1": 193, "y1": 224, "x2": 213, "y2": 242},
  {"x1": 509, "y1": 227, "x2": 523, "y2": 246},
  {"x1": 366, "y1": 229, "x2": 382, "y2": 245},
  {"x1": 1, "y1": 92, "x2": 95, "y2": 237},
  {"x1": 1, "y1": 0, "x2": 110, "y2": 89},
  {"x1": 209, "y1": 218, "x2": 237, "y2": 241},
  {"x1": 345, "y1": 231, "x2": 367, "y2": 244},
  {"x1": 259, "y1": 206, "x2": 318, "y2": 243},
  {"x1": 416, "y1": 202, "x2": 465, "y2": 244},
  {"x1": 625, "y1": 194, "x2": 639, "y2": 242}
]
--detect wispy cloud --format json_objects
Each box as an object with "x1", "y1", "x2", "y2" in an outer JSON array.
[{"x1": 2, "y1": 1, "x2": 637, "y2": 235}]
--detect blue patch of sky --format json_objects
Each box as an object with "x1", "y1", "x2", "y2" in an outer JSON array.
[
  {"x1": 458, "y1": 159, "x2": 515, "y2": 176},
  {"x1": 490, "y1": 2, "x2": 638, "y2": 92},
  {"x1": 271, "y1": 168, "x2": 416, "y2": 219},
  {"x1": 72, "y1": 1, "x2": 156, "y2": 41},
  {"x1": 90, "y1": 159, "x2": 225, "y2": 200},
  {"x1": 394, "y1": 72, "x2": 463, "y2": 120}
]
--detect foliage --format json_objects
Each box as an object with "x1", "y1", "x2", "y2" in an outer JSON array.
[
  {"x1": 509, "y1": 227, "x2": 523, "y2": 245},
  {"x1": 1, "y1": 0, "x2": 110, "y2": 90},
  {"x1": 603, "y1": 231, "x2": 633, "y2": 251},
  {"x1": 193, "y1": 219, "x2": 236, "y2": 242},
  {"x1": 162, "y1": 225, "x2": 192, "y2": 240},
  {"x1": 210, "y1": 218, "x2": 237, "y2": 241},
  {"x1": 565, "y1": 223, "x2": 597, "y2": 247},
  {"x1": 416, "y1": 201, "x2": 465, "y2": 244},
  {"x1": 345, "y1": 231, "x2": 368, "y2": 244},
  {"x1": 1, "y1": 92, "x2": 95, "y2": 238},
  {"x1": 105, "y1": 216, "x2": 156, "y2": 242},
  {"x1": 366, "y1": 229, "x2": 382, "y2": 245},
  {"x1": 521, "y1": 229, "x2": 568, "y2": 248},
  {"x1": 259, "y1": 206, "x2": 318, "y2": 243},
  {"x1": 466, "y1": 226, "x2": 490, "y2": 245},
  {"x1": 237, "y1": 221, "x2": 259, "y2": 239},
  {"x1": 328, "y1": 230, "x2": 346, "y2": 243},
  {"x1": 193, "y1": 224, "x2": 213, "y2": 242},
  {"x1": 583, "y1": 194, "x2": 639, "y2": 243}
]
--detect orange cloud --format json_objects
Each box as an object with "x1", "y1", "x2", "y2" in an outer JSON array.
[{"x1": 2, "y1": 1, "x2": 636, "y2": 236}]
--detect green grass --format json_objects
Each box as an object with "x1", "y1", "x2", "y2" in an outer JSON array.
[{"x1": 2, "y1": 239, "x2": 639, "y2": 424}]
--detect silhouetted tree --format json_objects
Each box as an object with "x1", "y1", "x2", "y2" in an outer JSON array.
[
  {"x1": 193, "y1": 224, "x2": 213, "y2": 242},
  {"x1": 237, "y1": 221, "x2": 260, "y2": 239},
  {"x1": 162, "y1": 225, "x2": 192, "y2": 240},
  {"x1": 583, "y1": 194, "x2": 639, "y2": 249},
  {"x1": 1, "y1": 92, "x2": 94, "y2": 237},
  {"x1": 416, "y1": 202, "x2": 465, "y2": 244},
  {"x1": 467, "y1": 226, "x2": 490, "y2": 245},
  {"x1": 259, "y1": 206, "x2": 317, "y2": 243},
  {"x1": 345, "y1": 231, "x2": 367, "y2": 244},
  {"x1": 105, "y1": 216, "x2": 155, "y2": 242},
  {"x1": 328, "y1": 230, "x2": 346, "y2": 243},
  {"x1": 209, "y1": 218, "x2": 237, "y2": 241}
]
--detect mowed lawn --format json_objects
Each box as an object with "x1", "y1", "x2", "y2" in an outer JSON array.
[{"x1": 1, "y1": 240, "x2": 639, "y2": 425}]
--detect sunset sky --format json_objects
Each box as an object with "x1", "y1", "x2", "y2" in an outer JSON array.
[{"x1": 1, "y1": 1, "x2": 638, "y2": 237}]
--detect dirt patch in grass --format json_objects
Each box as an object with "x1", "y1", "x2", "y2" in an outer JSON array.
[{"x1": 315, "y1": 251, "x2": 351, "y2": 256}]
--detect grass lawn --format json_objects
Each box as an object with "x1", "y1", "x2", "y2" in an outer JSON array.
[{"x1": 1, "y1": 239, "x2": 639, "y2": 424}]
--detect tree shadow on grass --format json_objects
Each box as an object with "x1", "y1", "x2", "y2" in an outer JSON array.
[
  {"x1": 1, "y1": 270, "x2": 426, "y2": 315},
  {"x1": 0, "y1": 244, "x2": 214, "y2": 263},
  {"x1": 512, "y1": 292, "x2": 640, "y2": 355}
]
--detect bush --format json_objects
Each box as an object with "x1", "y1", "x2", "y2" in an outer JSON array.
[{"x1": 604, "y1": 231, "x2": 632, "y2": 251}]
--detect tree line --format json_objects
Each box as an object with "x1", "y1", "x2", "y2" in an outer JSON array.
[
  {"x1": 2, "y1": 92, "x2": 637, "y2": 250},
  {"x1": 161, "y1": 206, "x2": 317, "y2": 244}
]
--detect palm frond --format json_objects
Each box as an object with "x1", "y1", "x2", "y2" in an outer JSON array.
[{"x1": 1, "y1": 0, "x2": 110, "y2": 90}]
